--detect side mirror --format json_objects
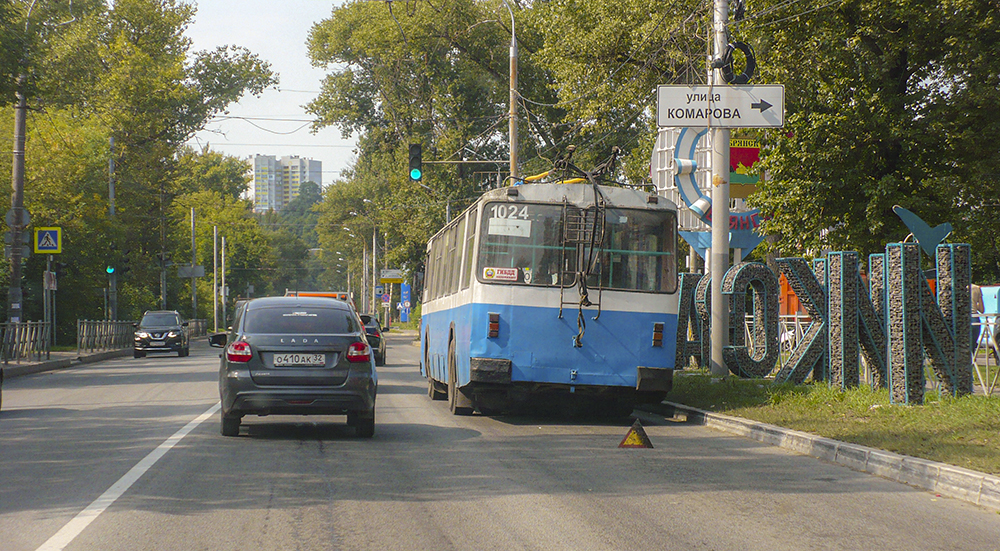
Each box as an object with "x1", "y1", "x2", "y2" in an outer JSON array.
[
  {"x1": 182, "y1": 321, "x2": 189, "y2": 327},
  {"x1": 208, "y1": 333, "x2": 228, "y2": 348},
  {"x1": 132, "y1": 322, "x2": 138, "y2": 329}
]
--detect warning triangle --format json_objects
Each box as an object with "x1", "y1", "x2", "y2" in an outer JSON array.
[{"x1": 618, "y1": 419, "x2": 653, "y2": 449}]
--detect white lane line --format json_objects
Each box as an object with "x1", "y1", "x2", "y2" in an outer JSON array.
[{"x1": 35, "y1": 402, "x2": 222, "y2": 551}]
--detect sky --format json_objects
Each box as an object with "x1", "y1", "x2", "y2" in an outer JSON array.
[{"x1": 184, "y1": 0, "x2": 354, "y2": 188}]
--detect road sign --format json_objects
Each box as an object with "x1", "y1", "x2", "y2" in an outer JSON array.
[
  {"x1": 4, "y1": 231, "x2": 30, "y2": 245},
  {"x1": 34, "y1": 227, "x2": 62, "y2": 253},
  {"x1": 44, "y1": 271, "x2": 57, "y2": 291},
  {"x1": 380, "y1": 269, "x2": 404, "y2": 283},
  {"x1": 381, "y1": 293, "x2": 390, "y2": 303},
  {"x1": 5, "y1": 207, "x2": 30, "y2": 229},
  {"x1": 657, "y1": 85, "x2": 784, "y2": 128},
  {"x1": 4, "y1": 245, "x2": 30, "y2": 259},
  {"x1": 375, "y1": 285, "x2": 384, "y2": 295},
  {"x1": 177, "y1": 265, "x2": 206, "y2": 278}
]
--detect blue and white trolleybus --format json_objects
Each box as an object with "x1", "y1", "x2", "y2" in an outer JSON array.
[{"x1": 420, "y1": 182, "x2": 679, "y2": 415}]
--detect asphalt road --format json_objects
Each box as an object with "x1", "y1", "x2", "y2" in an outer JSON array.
[{"x1": 1, "y1": 333, "x2": 998, "y2": 551}]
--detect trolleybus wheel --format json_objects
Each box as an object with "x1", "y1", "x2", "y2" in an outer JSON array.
[
  {"x1": 428, "y1": 376, "x2": 446, "y2": 400},
  {"x1": 447, "y1": 340, "x2": 474, "y2": 416}
]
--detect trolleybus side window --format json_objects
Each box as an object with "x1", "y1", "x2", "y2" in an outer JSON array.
[
  {"x1": 461, "y1": 209, "x2": 477, "y2": 290},
  {"x1": 449, "y1": 219, "x2": 464, "y2": 295},
  {"x1": 432, "y1": 236, "x2": 445, "y2": 300},
  {"x1": 423, "y1": 251, "x2": 433, "y2": 301}
]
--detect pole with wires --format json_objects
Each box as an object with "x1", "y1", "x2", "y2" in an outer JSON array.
[{"x1": 710, "y1": 0, "x2": 731, "y2": 378}]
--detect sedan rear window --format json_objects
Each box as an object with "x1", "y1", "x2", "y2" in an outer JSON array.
[{"x1": 243, "y1": 307, "x2": 358, "y2": 334}]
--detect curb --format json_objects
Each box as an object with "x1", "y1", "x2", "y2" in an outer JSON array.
[
  {"x1": 646, "y1": 401, "x2": 1000, "y2": 513},
  {"x1": 4, "y1": 348, "x2": 133, "y2": 379}
]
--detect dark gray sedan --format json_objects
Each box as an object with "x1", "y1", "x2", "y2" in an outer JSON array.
[{"x1": 210, "y1": 296, "x2": 377, "y2": 437}]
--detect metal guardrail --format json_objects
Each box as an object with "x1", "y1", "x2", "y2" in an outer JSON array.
[
  {"x1": 187, "y1": 319, "x2": 208, "y2": 338},
  {"x1": 76, "y1": 320, "x2": 136, "y2": 355},
  {"x1": 1, "y1": 321, "x2": 51, "y2": 364},
  {"x1": 75, "y1": 318, "x2": 209, "y2": 356}
]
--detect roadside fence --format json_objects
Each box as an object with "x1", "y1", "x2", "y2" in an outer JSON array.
[
  {"x1": 187, "y1": 319, "x2": 208, "y2": 337},
  {"x1": 1, "y1": 321, "x2": 51, "y2": 364},
  {"x1": 77, "y1": 320, "x2": 136, "y2": 355}
]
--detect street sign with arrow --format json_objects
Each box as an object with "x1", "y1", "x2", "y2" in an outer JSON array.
[{"x1": 657, "y1": 84, "x2": 784, "y2": 128}]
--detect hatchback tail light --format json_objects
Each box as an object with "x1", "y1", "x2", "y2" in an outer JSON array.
[
  {"x1": 227, "y1": 341, "x2": 253, "y2": 362},
  {"x1": 346, "y1": 341, "x2": 371, "y2": 363}
]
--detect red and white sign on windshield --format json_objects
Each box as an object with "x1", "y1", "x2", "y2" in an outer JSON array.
[{"x1": 483, "y1": 267, "x2": 518, "y2": 281}]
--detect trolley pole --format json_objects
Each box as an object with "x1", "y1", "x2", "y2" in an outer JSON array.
[{"x1": 709, "y1": 0, "x2": 731, "y2": 377}]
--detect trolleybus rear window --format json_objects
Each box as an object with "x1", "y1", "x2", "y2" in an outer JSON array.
[{"x1": 478, "y1": 202, "x2": 677, "y2": 293}]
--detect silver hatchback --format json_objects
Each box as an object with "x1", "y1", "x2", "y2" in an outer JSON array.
[{"x1": 211, "y1": 296, "x2": 377, "y2": 437}]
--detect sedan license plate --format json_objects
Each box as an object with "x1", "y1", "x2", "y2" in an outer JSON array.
[{"x1": 273, "y1": 353, "x2": 326, "y2": 367}]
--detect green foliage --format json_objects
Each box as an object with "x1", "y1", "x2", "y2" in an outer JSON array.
[
  {"x1": 0, "y1": 0, "x2": 276, "y2": 337},
  {"x1": 174, "y1": 145, "x2": 251, "y2": 199},
  {"x1": 746, "y1": 0, "x2": 1000, "y2": 279}
]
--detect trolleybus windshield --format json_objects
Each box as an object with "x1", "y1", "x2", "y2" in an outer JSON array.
[{"x1": 478, "y1": 202, "x2": 677, "y2": 293}]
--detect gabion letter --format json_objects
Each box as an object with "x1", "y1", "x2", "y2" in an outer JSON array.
[
  {"x1": 774, "y1": 258, "x2": 828, "y2": 384},
  {"x1": 721, "y1": 262, "x2": 779, "y2": 377},
  {"x1": 675, "y1": 273, "x2": 703, "y2": 369}
]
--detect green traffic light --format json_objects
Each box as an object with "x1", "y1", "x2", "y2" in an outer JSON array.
[
  {"x1": 410, "y1": 168, "x2": 422, "y2": 180},
  {"x1": 106, "y1": 266, "x2": 115, "y2": 274}
]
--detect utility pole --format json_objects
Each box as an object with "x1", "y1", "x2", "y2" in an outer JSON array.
[
  {"x1": 8, "y1": 74, "x2": 27, "y2": 324},
  {"x1": 213, "y1": 225, "x2": 218, "y2": 332},
  {"x1": 710, "y1": 0, "x2": 731, "y2": 377},
  {"x1": 221, "y1": 236, "x2": 227, "y2": 327},
  {"x1": 371, "y1": 224, "x2": 377, "y2": 316},
  {"x1": 503, "y1": 1, "x2": 518, "y2": 181},
  {"x1": 109, "y1": 137, "x2": 117, "y2": 320},
  {"x1": 191, "y1": 208, "x2": 197, "y2": 319}
]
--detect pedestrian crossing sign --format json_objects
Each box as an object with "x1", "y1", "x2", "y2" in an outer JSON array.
[{"x1": 34, "y1": 227, "x2": 61, "y2": 253}]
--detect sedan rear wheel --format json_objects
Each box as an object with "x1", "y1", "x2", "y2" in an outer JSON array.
[
  {"x1": 349, "y1": 409, "x2": 375, "y2": 438},
  {"x1": 221, "y1": 412, "x2": 241, "y2": 437}
]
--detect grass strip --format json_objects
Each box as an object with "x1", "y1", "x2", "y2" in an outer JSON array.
[{"x1": 667, "y1": 371, "x2": 1000, "y2": 475}]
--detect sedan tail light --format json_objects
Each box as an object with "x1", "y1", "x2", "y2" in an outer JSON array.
[
  {"x1": 346, "y1": 341, "x2": 371, "y2": 363},
  {"x1": 227, "y1": 341, "x2": 253, "y2": 362}
]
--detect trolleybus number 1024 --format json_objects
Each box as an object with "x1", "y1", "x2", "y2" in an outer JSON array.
[{"x1": 489, "y1": 204, "x2": 529, "y2": 220}]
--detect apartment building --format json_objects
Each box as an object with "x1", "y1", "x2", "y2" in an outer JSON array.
[{"x1": 252, "y1": 155, "x2": 322, "y2": 212}]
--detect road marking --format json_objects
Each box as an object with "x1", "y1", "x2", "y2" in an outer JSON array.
[{"x1": 35, "y1": 403, "x2": 221, "y2": 551}]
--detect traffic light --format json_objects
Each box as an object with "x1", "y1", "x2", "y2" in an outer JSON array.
[
  {"x1": 408, "y1": 143, "x2": 422, "y2": 181},
  {"x1": 106, "y1": 265, "x2": 115, "y2": 275},
  {"x1": 119, "y1": 251, "x2": 131, "y2": 277}
]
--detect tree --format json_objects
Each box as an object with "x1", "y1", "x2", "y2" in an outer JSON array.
[
  {"x1": 174, "y1": 146, "x2": 251, "y2": 199},
  {"x1": 744, "y1": 0, "x2": 1000, "y2": 280},
  {"x1": 1, "y1": 0, "x2": 276, "y2": 329}
]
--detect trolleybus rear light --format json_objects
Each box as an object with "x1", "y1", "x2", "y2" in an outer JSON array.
[
  {"x1": 488, "y1": 312, "x2": 500, "y2": 338},
  {"x1": 652, "y1": 322, "x2": 664, "y2": 347}
]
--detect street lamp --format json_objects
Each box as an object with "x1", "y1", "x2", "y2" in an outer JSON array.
[{"x1": 349, "y1": 210, "x2": 379, "y2": 314}]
